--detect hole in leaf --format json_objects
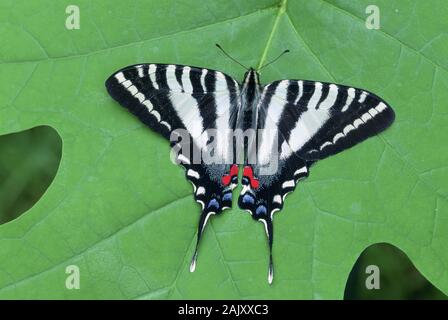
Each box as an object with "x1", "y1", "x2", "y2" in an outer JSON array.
[
  {"x1": 344, "y1": 243, "x2": 447, "y2": 300},
  {"x1": 0, "y1": 126, "x2": 62, "y2": 224}
]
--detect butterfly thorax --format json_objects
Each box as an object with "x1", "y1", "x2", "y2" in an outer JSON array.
[
  {"x1": 237, "y1": 68, "x2": 261, "y2": 132},
  {"x1": 235, "y1": 68, "x2": 262, "y2": 164}
]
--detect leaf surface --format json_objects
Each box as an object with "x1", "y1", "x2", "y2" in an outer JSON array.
[{"x1": 0, "y1": 0, "x2": 447, "y2": 299}]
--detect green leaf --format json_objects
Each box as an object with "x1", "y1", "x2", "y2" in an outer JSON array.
[{"x1": 0, "y1": 0, "x2": 447, "y2": 299}]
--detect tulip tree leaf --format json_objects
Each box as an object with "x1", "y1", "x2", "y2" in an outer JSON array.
[{"x1": 0, "y1": 0, "x2": 447, "y2": 299}]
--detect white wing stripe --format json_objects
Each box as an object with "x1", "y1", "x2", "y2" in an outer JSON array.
[
  {"x1": 368, "y1": 108, "x2": 379, "y2": 117},
  {"x1": 361, "y1": 113, "x2": 372, "y2": 122},
  {"x1": 142, "y1": 100, "x2": 153, "y2": 112},
  {"x1": 273, "y1": 195, "x2": 282, "y2": 204},
  {"x1": 115, "y1": 72, "x2": 126, "y2": 83},
  {"x1": 341, "y1": 87, "x2": 355, "y2": 112},
  {"x1": 333, "y1": 132, "x2": 345, "y2": 143},
  {"x1": 307, "y1": 82, "x2": 323, "y2": 110},
  {"x1": 353, "y1": 118, "x2": 364, "y2": 128},
  {"x1": 187, "y1": 169, "x2": 200, "y2": 179},
  {"x1": 181, "y1": 66, "x2": 193, "y2": 93},
  {"x1": 166, "y1": 65, "x2": 182, "y2": 91},
  {"x1": 258, "y1": 80, "x2": 289, "y2": 165},
  {"x1": 177, "y1": 154, "x2": 190, "y2": 165},
  {"x1": 200, "y1": 69, "x2": 207, "y2": 92},
  {"x1": 343, "y1": 124, "x2": 355, "y2": 135},
  {"x1": 320, "y1": 141, "x2": 332, "y2": 150},
  {"x1": 160, "y1": 121, "x2": 171, "y2": 131},
  {"x1": 283, "y1": 106, "x2": 330, "y2": 159},
  {"x1": 137, "y1": 66, "x2": 144, "y2": 77},
  {"x1": 358, "y1": 91, "x2": 367, "y2": 103},
  {"x1": 169, "y1": 89, "x2": 207, "y2": 149},
  {"x1": 196, "y1": 186, "x2": 206, "y2": 195},
  {"x1": 215, "y1": 72, "x2": 229, "y2": 91},
  {"x1": 214, "y1": 92, "x2": 232, "y2": 162},
  {"x1": 319, "y1": 84, "x2": 338, "y2": 110},
  {"x1": 135, "y1": 92, "x2": 145, "y2": 103},
  {"x1": 148, "y1": 64, "x2": 159, "y2": 90},
  {"x1": 127, "y1": 85, "x2": 138, "y2": 96},
  {"x1": 151, "y1": 110, "x2": 161, "y2": 122},
  {"x1": 282, "y1": 180, "x2": 295, "y2": 189},
  {"x1": 293, "y1": 81, "x2": 303, "y2": 105},
  {"x1": 121, "y1": 80, "x2": 132, "y2": 88},
  {"x1": 376, "y1": 102, "x2": 388, "y2": 112},
  {"x1": 294, "y1": 167, "x2": 308, "y2": 176}
]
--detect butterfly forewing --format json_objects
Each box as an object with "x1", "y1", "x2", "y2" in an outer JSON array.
[{"x1": 263, "y1": 80, "x2": 396, "y2": 161}]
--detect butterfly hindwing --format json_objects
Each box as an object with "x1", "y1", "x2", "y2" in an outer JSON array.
[
  {"x1": 105, "y1": 64, "x2": 241, "y2": 269},
  {"x1": 238, "y1": 153, "x2": 311, "y2": 284}
]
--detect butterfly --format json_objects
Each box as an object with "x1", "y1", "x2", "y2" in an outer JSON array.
[{"x1": 105, "y1": 46, "x2": 395, "y2": 284}]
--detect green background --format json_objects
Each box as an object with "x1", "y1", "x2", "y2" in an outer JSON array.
[{"x1": 0, "y1": 0, "x2": 447, "y2": 299}]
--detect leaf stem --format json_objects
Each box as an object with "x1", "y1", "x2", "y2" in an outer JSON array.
[{"x1": 257, "y1": 0, "x2": 288, "y2": 70}]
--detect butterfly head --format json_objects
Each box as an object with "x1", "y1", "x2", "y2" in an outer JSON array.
[{"x1": 243, "y1": 68, "x2": 261, "y2": 88}]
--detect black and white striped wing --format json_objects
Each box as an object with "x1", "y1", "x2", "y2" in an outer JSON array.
[
  {"x1": 239, "y1": 79, "x2": 395, "y2": 283},
  {"x1": 270, "y1": 80, "x2": 395, "y2": 161},
  {"x1": 105, "y1": 64, "x2": 241, "y2": 271}
]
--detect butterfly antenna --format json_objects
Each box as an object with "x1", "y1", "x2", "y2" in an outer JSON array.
[
  {"x1": 258, "y1": 49, "x2": 290, "y2": 72},
  {"x1": 216, "y1": 44, "x2": 249, "y2": 71}
]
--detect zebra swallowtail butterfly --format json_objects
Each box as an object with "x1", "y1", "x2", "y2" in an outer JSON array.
[{"x1": 105, "y1": 49, "x2": 395, "y2": 284}]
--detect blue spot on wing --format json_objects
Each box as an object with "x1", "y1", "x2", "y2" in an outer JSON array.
[
  {"x1": 223, "y1": 193, "x2": 232, "y2": 202},
  {"x1": 256, "y1": 205, "x2": 267, "y2": 216},
  {"x1": 242, "y1": 194, "x2": 255, "y2": 205},
  {"x1": 207, "y1": 198, "x2": 220, "y2": 210}
]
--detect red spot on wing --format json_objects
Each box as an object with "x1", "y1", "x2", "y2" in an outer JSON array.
[
  {"x1": 250, "y1": 178, "x2": 259, "y2": 189},
  {"x1": 221, "y1": 175, "x2": 231, "y2": 186},
  {"x1": 229, "y1": 164, "x2": 239, "y2": 176},
  {"x1": 221, "y1": 164, "x2": 239, "y2": 186},
  {"x1": 243, "y1": 166, "x2": 259, "y2": 189}
]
